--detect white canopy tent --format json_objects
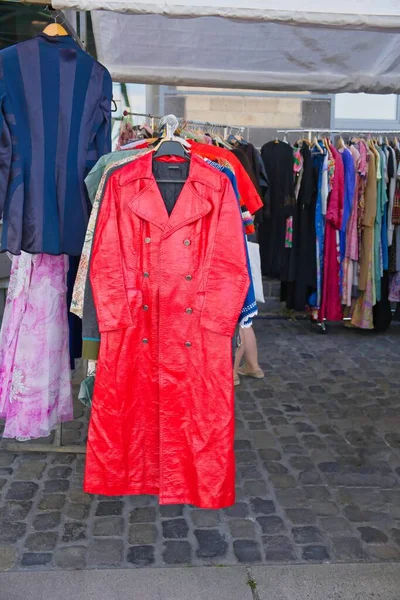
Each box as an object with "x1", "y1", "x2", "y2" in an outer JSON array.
[{"x1": 52, "y1": 1, "x2": 400, "y2": 92}]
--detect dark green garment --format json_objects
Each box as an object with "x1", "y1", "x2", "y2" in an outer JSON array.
[{"x1": 78, "y1": 376, "x2": 94, "y2": 408}]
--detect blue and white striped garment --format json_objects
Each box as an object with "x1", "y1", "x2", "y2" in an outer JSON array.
[{"x1": 0, "y1": 33, "x2": 112, "y2": 256}]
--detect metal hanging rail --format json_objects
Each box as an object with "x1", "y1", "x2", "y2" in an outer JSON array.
[{"x1": 123, "y1": 110, "x2": 245, "y2": 133}]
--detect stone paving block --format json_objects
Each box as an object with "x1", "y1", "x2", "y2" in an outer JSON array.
[
  {"x1": 39, "y1": 495, "x2": 66, "y2": 511},
  {"x1": 21, "y1": 553, "x2": 52, "y2": 567},
  {"x1": 25, "y1": 532, "x2": 58, "y2": 551},
  {"x1": 44, "y1": 480, "x2": 69, "y2": 494},
  {"x1": 130, "y1": 507, "x2": 157, "y2": 523},
  {"x1": 233, "y1": 540, "x2": 262, "y2": 563},
  {"x1": 292, "y1": 526, "x2": 323, "y2": 544},
  {"x1": 367, "y1": 545, "x2": 400, "y2": 560},
  {"x1": 62, "y1": 523, "x2": 86, "y2": 543},
  {"x1": 358, "y1": 527, "x2": 389, "y2": 544},
  {"x1": 55, "y1": 546, "x2": 87, "y2": 569},
  {"x1": 0, "y1": 501, "x2": 32, "y2": 520},
  {"x1": 33, "y1": 512, "x2": 61, "y2": 531},
  {"x1": 332, "y1": 537, "x2": 368, "y2": 560},
  {"x1": 195, "y1": 530, "x2": 228, "y2": 558},
  {"x1": 94, "y1": 517, "x2": 124, "y2": 537},
  {"x1": 68, "y1": 490, "x2": 92, "y2": 505},
  {"x1": 6, "y1": 481, "x2": 38, "y2": 500},
  {"x1": 159, "y1": 505, "x2": 183, "y2": 518},
  {"x1": 257, "y1": 516, "x2": 285, "y2": 535},
  {"x1": 302, "y1": 545, "x2": 330, "y2": 561},
  {"x1": 191, "y1": 510, "x2": 220, "y2": 528},
  {"x1": 129, "y1": 523, "x2": 157, "y2": 544},
  {"x1": 285, "y1": 509, "x2": 316, "y2": 525},
  {"x1": 229, "y1": 519, "x2": 255, "y2": 538},
  {"x1": 0, "y1": 453, "x2": 16, "y2": 467},
  {"x1": 243, "y1": 480, "x2": 268, "y2": 496},
  {"x1": 95, "y1": 501, "x2": 123, "y2": 517},
  {"x1": 162, "y1": 519, "x2": 189, "y2": 539},
  {"x1": 65, "y1": 502, "x2": 89, "y2": 521},
  {"x1": 127, "y1": 546, "x2": 155, "y2": 566},
  {"x1": 163, "y1": 541, "x2": 191, "y2": 564},
  {"x1": 0, "y1": 546, "x2": 17, "y2": 571},
  {"x1": 88, "y1": 539, "x2": 124, "y2": 567},
  {"x1": 310, "y1": 502, "x2": 340, "y2": 516},
  {"x1": 269, "y1": 475, "x2": 297, "y2": 489},
  {"x1": 263, "y1": 535, "x2": 296, "y2": 562},
  {"x1": 223, "y1": 503, "x2": 249, "y2": 518},
  {"x1": 0, "y1": 521, "x2": 26, "y2": 543},
  {"x1": 14, "y1": 462, "x2": 46, "y2": 480},
  {"x1": 251, "y1": 498, "x2": 275, "y2": 515}
]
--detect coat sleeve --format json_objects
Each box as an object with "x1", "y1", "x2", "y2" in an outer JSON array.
[
  {"x1": 0, "y1": 68, "x2": 12, "y2": 217},
  {"x1": 90, "y1": 175, "x2": 133, "y2": 333},
  {"x1": 200, "y1": 179, "x2": 250, "y2": 337}
]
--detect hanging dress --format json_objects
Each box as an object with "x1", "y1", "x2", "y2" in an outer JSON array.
[
  {"x1": 0, "y1": 253, "x2": 73, "y2": 440},
  {"x1": 319, "y1": 144, "x2": 344, "y2": 322},
  {"x1": 259, "y1": 141, "x2": 296, "y2": 278},
  {"x1": 352, "y1": 151, "x2": 377, "y2": 330}
]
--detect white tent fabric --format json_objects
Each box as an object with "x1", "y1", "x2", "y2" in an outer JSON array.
[{"x1": 53, "y1": 0, "x2": 400, "y2": 92}]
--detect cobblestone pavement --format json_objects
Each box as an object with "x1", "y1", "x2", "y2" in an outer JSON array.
[{"x1": 0, "y1": 319, "x2": 400, "y2": 571}]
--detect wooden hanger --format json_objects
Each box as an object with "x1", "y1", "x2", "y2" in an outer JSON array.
[
  {"x1": 43, "y1": 23, "x2": 68, "y2": 36},
  {"x1": 312, "y1": 135, "x2": 324, "y2": 154},
  {"x1": 43, "y1": 8, "x2": 69, "y2": 36},
  {"x1": 336, "y1": 135, "x2": 345, "y2": 150}
]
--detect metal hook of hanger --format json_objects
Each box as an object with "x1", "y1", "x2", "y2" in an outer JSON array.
[{"x1": 111, "y1": 98, "x2": 118, "y2": 113}]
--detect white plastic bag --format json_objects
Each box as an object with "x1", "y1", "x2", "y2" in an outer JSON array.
[{"x1": 247, "y1": 241, "x2": 265, "y2": 303}]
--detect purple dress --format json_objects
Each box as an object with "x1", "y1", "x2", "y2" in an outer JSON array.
[{"x1": 0, "y1": 253, "x2": 73, "y2": 440}]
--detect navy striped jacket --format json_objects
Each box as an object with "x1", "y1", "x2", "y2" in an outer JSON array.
[{"x1": 0, "y1": 33, "x2": 112, "y2": 256}]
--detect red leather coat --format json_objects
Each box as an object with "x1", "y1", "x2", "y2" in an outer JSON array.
[{"x1": 84, "y1": 152, "x2": 250, "y2": 508}]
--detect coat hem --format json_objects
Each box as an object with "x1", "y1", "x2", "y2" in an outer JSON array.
[{"x1": 83, "y1": 484, "x2": 234, "y2": 508}]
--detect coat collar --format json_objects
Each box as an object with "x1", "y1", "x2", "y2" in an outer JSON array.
[{"x1": 127, "y1": 152, "x2": 220, "y2": 237}]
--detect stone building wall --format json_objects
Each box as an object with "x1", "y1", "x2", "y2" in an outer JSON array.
[{"x1": 162, "y1": 87, "x2": 332, "y2": 147}]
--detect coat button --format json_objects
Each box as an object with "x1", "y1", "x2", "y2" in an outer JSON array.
[
  {"x1": 185, "y1": 275, "x2": 192, "y2": 281},
  {"x1": 143, "y1": 305, "x2": 149, "y2": 311},
  {"x1": 183, "y1": 239, "x2": 191, "y2": 246},
  {"x1": 185, "y1": 308, "x2": 193, "y2": 314},
  {"x1": 144, "y1": 237, "x2": 151, "y2": 244},
  {"x1": 185, "y1": 341, "x2": 192, "y2": 347},
  {"x1": 144, "y1": 272, "x2": 150, "y2": 278},
  {"x1": 142, "y1": 338, "x2": 148, "y2": 344}
]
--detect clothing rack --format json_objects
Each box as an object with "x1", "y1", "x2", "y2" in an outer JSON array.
[
  {"x1": 274, "y1": 129, "x2": 400, "y2": 334},
  {"x1": 122, "y1": 110, "x2": 245, "y2": 134},
  {"x1": 277, "y1": 128, "x2": 400, "y2": 141}
]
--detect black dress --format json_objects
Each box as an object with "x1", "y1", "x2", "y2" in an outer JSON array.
[
  {"x1": 259, "y1": 141, "x2": 295, "y2": 278},
  {"x1": 281, "y1": 143, "x2": 317, "y2": 311}
]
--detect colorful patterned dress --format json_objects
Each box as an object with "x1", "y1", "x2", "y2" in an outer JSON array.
[{"x1": 0, "y1": 253, "x2": 73, "y2": 440}]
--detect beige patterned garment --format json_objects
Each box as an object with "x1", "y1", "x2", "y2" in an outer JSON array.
[{"x1": 70, "y1": 152, "x2": 148, "y2": 318}]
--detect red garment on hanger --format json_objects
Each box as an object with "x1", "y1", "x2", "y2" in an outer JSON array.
[
  {"x1": 85, "y1": 153, "x2": 249, "y2": 508},
  {"x1": 190, "y1": 142, "x2": 263, "y2": 215},
  {"x1": 319, "y1": 144, "x2": 344, "y2": 322}
]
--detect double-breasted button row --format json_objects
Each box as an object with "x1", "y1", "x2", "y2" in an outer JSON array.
[
  {"x1": 143, "y1": 305, "x2": 149, "y2": 311},
  {"x1": 142, "y1": 338, "x2": 148, "y2": 344},
  {"x1": 185, "y1": 275, "x2": 192, "y2": 281},
  {"x1": 144, "y1": 237, "x2": 151, "y2": 244},
  {"x1": 183, "y1": 239, "x2": 191, "y2": 246},
  {"x1": 185, "y1": 308, "x2": 193, "y2": 314},
  {"x1": 185, "y1": 341, "x2": 192, "y2": 347}
]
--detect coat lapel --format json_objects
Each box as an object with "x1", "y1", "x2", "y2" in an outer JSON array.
[{"x1": 128, "y1": 152, "x2": 219, "y2": 234}]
